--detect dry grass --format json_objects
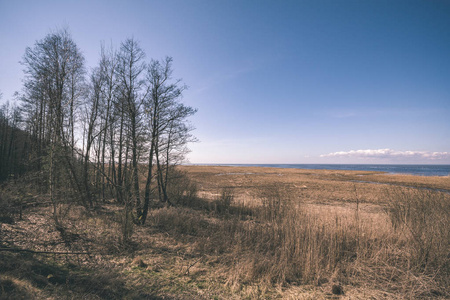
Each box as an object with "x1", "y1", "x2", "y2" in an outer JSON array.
[
  {"x1": 174, "y1": 166, "x2": 450, "y2": 298},
  {"x1": 384, "y1": 189, "x2": 450, "y2": 277},
  {"x1": 179, "y1": 165, "x2": 450, "y2": 205},
  {"x1": 148, "y1": 184, "x2": 449, "y2": 298},
  {"x1": 1, "y1": 165, "x2": 449, "y2": 299}
]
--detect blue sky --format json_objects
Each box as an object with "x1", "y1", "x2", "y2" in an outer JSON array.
[{"x1": 1, "y1": 0, "x2": 449, "y2": 164}]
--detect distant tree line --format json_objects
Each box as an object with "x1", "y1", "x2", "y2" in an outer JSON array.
[
  {"x1": 0, "y1": 99, "x2": 30, "y2": 182},
  {"x1": 0, "y1": 28, "x2": 196, "y2": 225}
]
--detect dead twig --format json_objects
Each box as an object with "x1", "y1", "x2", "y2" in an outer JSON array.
[
  {"x1": 0, "y1": 247, "x2": 90, "y2": 255},
  {"x1": 184, "y1": 257, "x2": 202, "y2": 275}
]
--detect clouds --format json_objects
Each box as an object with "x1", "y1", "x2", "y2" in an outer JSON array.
[{"x1": 320, "y1": 149, "x2": 450, "y2": 162}]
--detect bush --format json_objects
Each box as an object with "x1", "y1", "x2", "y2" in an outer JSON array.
[
  {"x1": 0, "y1": 191, "x2": 15, "y2": 224},
  {"x1": 213, "y1": 187, "x2": 234, "y2": 214},
  {"x1": 166, "y1": 169, "x2": 198, "y2": 206},
  {"x1": 151, "y1": 206, "x2": 211, "y2": 236}
]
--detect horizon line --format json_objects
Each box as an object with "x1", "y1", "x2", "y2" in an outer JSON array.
[{"x1": 185, "y1": 162, "x2": 450, "y2": 166}]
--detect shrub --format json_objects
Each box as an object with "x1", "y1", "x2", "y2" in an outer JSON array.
[
  {"x1": 120, "y1": 205, "x2": 134, "y2": 243},
  {"x1": 166, "y1": 169, "x2": 198, "y2": 206},
  {"x1": 213, "y1": 187, "x2": 234, "y2": 214},
  {"x1": 151, "y1": 206, "x2": 211, "y2": 236},
  {"x1": 0, "y1": 190, "x2": 16, "y2": 224}
]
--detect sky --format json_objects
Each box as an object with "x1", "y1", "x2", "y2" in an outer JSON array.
[{"x1": 0, "y1": 0, "x2": 449, "y2": 164}]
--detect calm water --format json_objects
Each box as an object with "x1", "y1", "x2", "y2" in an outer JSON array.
[{"x1": 204, "y1": 164, "x2": 450, "y2": 177}]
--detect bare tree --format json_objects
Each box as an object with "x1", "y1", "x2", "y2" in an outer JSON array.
[
  {"x1": 116, "y1": 38, "x2": 148, "y2": 219},
  {"x1": 21, "y1": 28, "x2": 87, "y2": 214},
  {"x1": 140, "y1": 57, "x2": 196, "y2": 224},
  {"x1": 99, "y1": 44, "x2": 119, "y2": 201},
  {"x1": 82, "y1": 65, "x2": 104, "y2": 207}
]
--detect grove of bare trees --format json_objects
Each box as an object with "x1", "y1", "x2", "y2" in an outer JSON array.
[{"x1": 0, "y1": 29, "x2": 196, "y2": 227}]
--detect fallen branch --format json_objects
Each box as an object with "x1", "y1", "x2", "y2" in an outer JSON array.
[
  {"x1": 184, "y1": 257, "x2": 202, "y2": 275},
  {"x1": 0, "y1": 247, "x2": 90, "y2": 255}
]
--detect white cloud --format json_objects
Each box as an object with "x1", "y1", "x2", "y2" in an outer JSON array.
[{"x1": 320, "y1": 149, "x2": 450, "y2": 161}]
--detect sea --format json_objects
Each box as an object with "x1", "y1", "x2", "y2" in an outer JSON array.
[{"x1": 199, "y1": 164, "x2": 450, "y2": 177}]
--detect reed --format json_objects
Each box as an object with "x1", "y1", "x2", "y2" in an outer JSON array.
[{"x1": 149, "y1": 184, "x2": 449, "y2": 297}]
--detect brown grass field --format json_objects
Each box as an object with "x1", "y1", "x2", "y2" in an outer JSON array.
[{"x1": 1, "y1": 165, "x2": 449, "y2": 299}]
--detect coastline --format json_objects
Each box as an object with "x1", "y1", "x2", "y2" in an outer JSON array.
[{"x1": 186, "y1": 163, "x2": 450, "y2": 177}]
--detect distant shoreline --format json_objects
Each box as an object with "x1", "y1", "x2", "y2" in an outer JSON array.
[
  {"x1": 185, "y1": 163, "x2": 450, "y2": 177},
  {"x1": 180, "y1": 164, "x2": 450, "y2": 195}
]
